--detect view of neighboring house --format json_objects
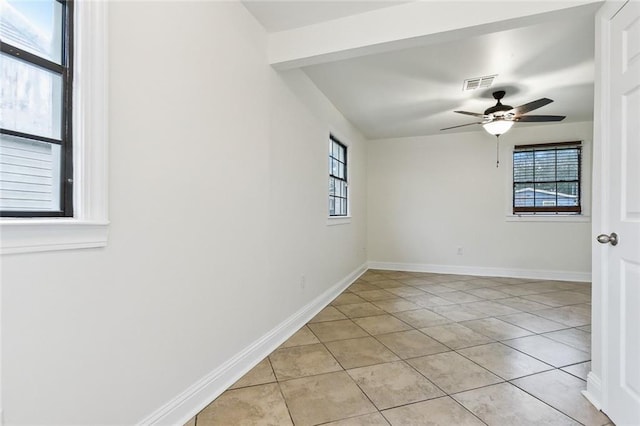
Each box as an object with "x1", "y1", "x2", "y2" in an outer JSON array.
[{"x1": 514, "y1": 187, "x2": 578, "y2": 207}]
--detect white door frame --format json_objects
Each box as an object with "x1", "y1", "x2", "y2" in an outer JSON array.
[{"x1": 587, "y1": 0, "x2": 632, "y2": 413}]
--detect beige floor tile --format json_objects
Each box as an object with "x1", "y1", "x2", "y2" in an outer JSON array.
[
  {"x1": 348, "y1": 282, "x2": 380, "y2": 292},
  {"x1": 495, "y1": 296, "x2": 551, "y2": 312},
  {"x1": 440, "y1": 281, "x2": 485, "y2": 291},
  {"x1": 372, "y1": 297, "x2": 421, "y2": 313},
  {"x1": 542, "y1": 328, "x2": 591, "y2": 352},
  {"x1": 535, "y1": 304, "x2": 591, "y2": 327},
  {"x1": 332, "y1": 293, "x2": 367, "y2": 306},
  {"x1": 376, "y1": 329, "x2": 449, "y2": 359},
  {"x1": 400, "y1": 278, "x2": 436, "y2": 286},
  {"x1": 184, "y1": 416, "x2": 196, "y2": 426},
  {"x1": 492, "y1": 277, "x2": 537, "y2": 285},
  {"x1": 280, "y1": 371, "x2": 377, "y2": 426},
  {"x1": 465, "y1": 287, "x2": 512, "y2": 300},
  {"x1": 325, "y1": 337, "x2": 400, "y2": 369},
  {"x1": 460, "y1": 318, "x2": 533, "y2": 340},
  {"x1": 361, "y1": 272, "x2": 388, "y2": 282},
  {"x1": 497, "y1": 284, "x2": 549, "y2": 296},
  {"x1": 197, "y1": 383, "x2": 293, "y2": 426},
  {"x1": 407, "y1": 351, "x2": 502, "y2": 394},
  {"x1": 457, "y1": 342, "x2": 553, "y2": 380},
  {"x1": 407, "y1": 293, "x2": 456, "y2": 308},
  {"x1": 309, "y1": 306, "x2": 348, "y2": 323},
  {"x1": 512, "y1": 370, "x2": 610, "y2": 426},
  {"x1": 429, "y1": 304, "x2": 489, "y2": 322},
  {"x1": 415, "y1": 283, "x2": 459, "y2": 294},
  {"x1": 561, "y1": 361, "x2": 591, "y2": 381},
  {"x1": 518, "y1": 281, "x2": 578, "y2": 292},
  {"x1": 269, "y1": 343, "x2": 342, "y2": 380},
  {"x1": 523, "y1": 291, "x2": 592, "y2": 307},
  {"x1": 348, "y1": 361, "x2": 444, "y2": 410},
  {"x1": 453, "y1": 382, "x2": 579, "y2": 426},
  {"x1": 322, "y1": 412, "x2": 390, "y2": 425},
  {"x1": 373, "y1": 279, "x2": 406, "y2": 289},
  {"x1": 278, "y1": 326, "x2": 320, "y2": 348},
  {"x1": 462, "y1": 300, "x2": 522, "y2": 316},
  {"x1": 502, "y1": 335, "x2": 590, "y2": 367},
  {"x1": 337, "y1": 302, "x2": 387, "y2": 318},
  {"x1": 571, "y1": 285, "x2": 592, "y2": 295},
  {"x1": 385, "y1": 286, "x2": 426, "y2": 297},
  {"x1": 381, "y1": 396, "x2": 486, "y2": 426},
  {"x1": 354, "y1": 289, "x2": 397, "y2": 301},
  {"x1": 464, "y1": 278, "x2": 505, "y2": 288},
  {"x1": 393, "y1": 308, "x2": 451, "y2": 328},
  {"x1": 353, "y1": 314, "x2": 412, "y2": 335},
  {"x1": 308, "y1": 319, "x2": 369, "y2": 342},
  {"x1": 497, "y1": 312, "x2": 568, "y2": 333},
  {"x1": 439, "y1": 291, "x2": 484, "y2": 303},
  {"x1": 384, "y1": 272, "x2": 414, "y2": 280},
  {"x1": 229, "y1": 358, "x2": 276, "y2": 389},
  {"x1": 419, "y1": 323, "x2": 493, "y2": 349}
]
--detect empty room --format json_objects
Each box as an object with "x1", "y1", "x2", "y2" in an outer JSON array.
[{"x1": 0, "y1": 0, "x2": 638, "y2": 425}]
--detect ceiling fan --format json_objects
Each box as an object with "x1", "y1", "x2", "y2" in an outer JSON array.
[{"x1": 440, "y1": 90, "x2": 566, "y2": 136}]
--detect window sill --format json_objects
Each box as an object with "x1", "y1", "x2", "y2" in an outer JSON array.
[
  {"x1": 505, "y1": 214, "x2": 591, "y2": 223},
  {"x1": 327, "y1": 216, "x2": 352, "y2": 226},
  {"x1": 0, "y1": 219, "x2": 110, "y2": 254}
]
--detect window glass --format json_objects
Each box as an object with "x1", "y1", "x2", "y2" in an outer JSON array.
[
  {"x1": 0, "y1": 133, "x2": 61, "y2": 212},
  {"x1": 513, "y1": 143, "x2": 581, "y2": 214},
  {"x1": 0, "y1": 0, "x2": 63, "y2": 63},
  {"x1": 329, "y1": 136, "x2": 348, "y2": 217},
  {"x1": 0, "y1": 53, "x2": 63, "y2": 139}
]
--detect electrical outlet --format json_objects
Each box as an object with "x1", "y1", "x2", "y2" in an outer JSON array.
[{"x1": 457, "y1": 247, "x2": 464, "y2": 255}]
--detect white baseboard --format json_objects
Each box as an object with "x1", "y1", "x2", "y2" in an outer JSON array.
[
  {"x1": 137, "y1": 262, "x2": 367, "y2": 426},
  {"x1": 584, "y1": 372, "x2": 603, "y2": 411},
  {"x1": 367, "y1": 261, "x2": 592, "y2": 283}
]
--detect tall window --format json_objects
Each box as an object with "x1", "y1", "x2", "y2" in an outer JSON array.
[
  {"x1": 329, "y1": 135, "x2": 348, "y2": 217},
  {"x1": 513, "y1": 141, "x2": 582, "y2": 214},
  {"x1": 0, "y1": 0, "x2": 74, "y2": 217}
]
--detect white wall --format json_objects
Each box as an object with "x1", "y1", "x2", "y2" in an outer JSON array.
[
  {"x1": 367, "y1": 121, "x2": 593, "y2": 279},
  {"x1": 0, "y1": 2, "x2": 366, "y2": 424}
]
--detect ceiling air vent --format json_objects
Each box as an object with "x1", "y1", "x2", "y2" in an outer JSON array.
[{"x1": 463, "y1": 74, "x2": 497, "y2": 91}]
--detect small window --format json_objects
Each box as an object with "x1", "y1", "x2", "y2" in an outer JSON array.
[
  {"x1": 513, "y1": 141, "x2": 581, "y2": 214},
  {"x1": 329, "y1": 135, "x2": 348, "y2": 216},
  {"x1": 0, "y1": 0, "x2": 74, "y2": 217}
]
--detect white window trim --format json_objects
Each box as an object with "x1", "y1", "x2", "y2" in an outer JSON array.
[
  {"x1": 504, "y1": 139, "x2": 591, "y2": 223},
  {"x1": 1, "y1": 1, "x2": 109, "y2": 255},
  {"x1": 327, "y1": 216, "x2": 352, "y2": 226},
  {"x1": 327, "y1": 131, "x2": 351, "y2": 222}
]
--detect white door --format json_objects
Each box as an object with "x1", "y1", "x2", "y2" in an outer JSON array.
[{"x1": 594, "y1": 1, "x2": 640, "y2": 424}]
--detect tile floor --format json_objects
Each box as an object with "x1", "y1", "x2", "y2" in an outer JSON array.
[{"x1": 187, "y1": 270, "x2": 613, "y2": 426}]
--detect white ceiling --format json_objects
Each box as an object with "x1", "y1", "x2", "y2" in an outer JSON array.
[
  {"x1": 242, "y1": 1, "x2": 412, "y2": 32},
  {"x1": 243, "y1": 1, "x2": 598, "y2": 140}
]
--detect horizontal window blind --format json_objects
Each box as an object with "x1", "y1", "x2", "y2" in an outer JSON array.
[{"x1": 513, "y1": 141, "x2": 581, "y2": 214}]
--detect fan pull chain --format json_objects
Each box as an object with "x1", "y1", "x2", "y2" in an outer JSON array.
[{"x1": 496, "y1": 135, "x2": 500, "y2": 168}]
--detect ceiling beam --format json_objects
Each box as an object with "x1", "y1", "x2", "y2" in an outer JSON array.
[{"x1": 268, "y1": 1, "x2": 603, "y2": 70}]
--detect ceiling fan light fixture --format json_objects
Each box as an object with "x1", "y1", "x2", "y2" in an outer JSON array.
[{"x1": 483, "y1": 119, "x2": 514, "y2": 136}]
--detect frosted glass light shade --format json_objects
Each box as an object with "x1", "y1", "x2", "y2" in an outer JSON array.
[{"x1": 483, "y1": 119, "x2": 514, "y2": 135}]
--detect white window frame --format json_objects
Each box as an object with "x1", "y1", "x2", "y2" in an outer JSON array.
[
  {"x1": 0, "y1": 1, "x2": 109, "y2": 254},
  {"x1": 327, "y1": 132, "x2": 351, "y2": 225},
  {"x1": 505, "y1": 139, "x2": 591, "y2": 223}
]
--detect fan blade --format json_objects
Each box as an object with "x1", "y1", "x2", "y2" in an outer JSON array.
[
  {"x1": 509, "y1": 98, "x2": 553, "y2": 115},
  {"x1": 440, "y1": 122, "x2": 483, "y2": 131},
  {"x1": 454, "y1": 110, "x2": 487, "y2": 118},
  {"x1": 515, "y1": 115, "x2": 566, "y2": 122}
]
